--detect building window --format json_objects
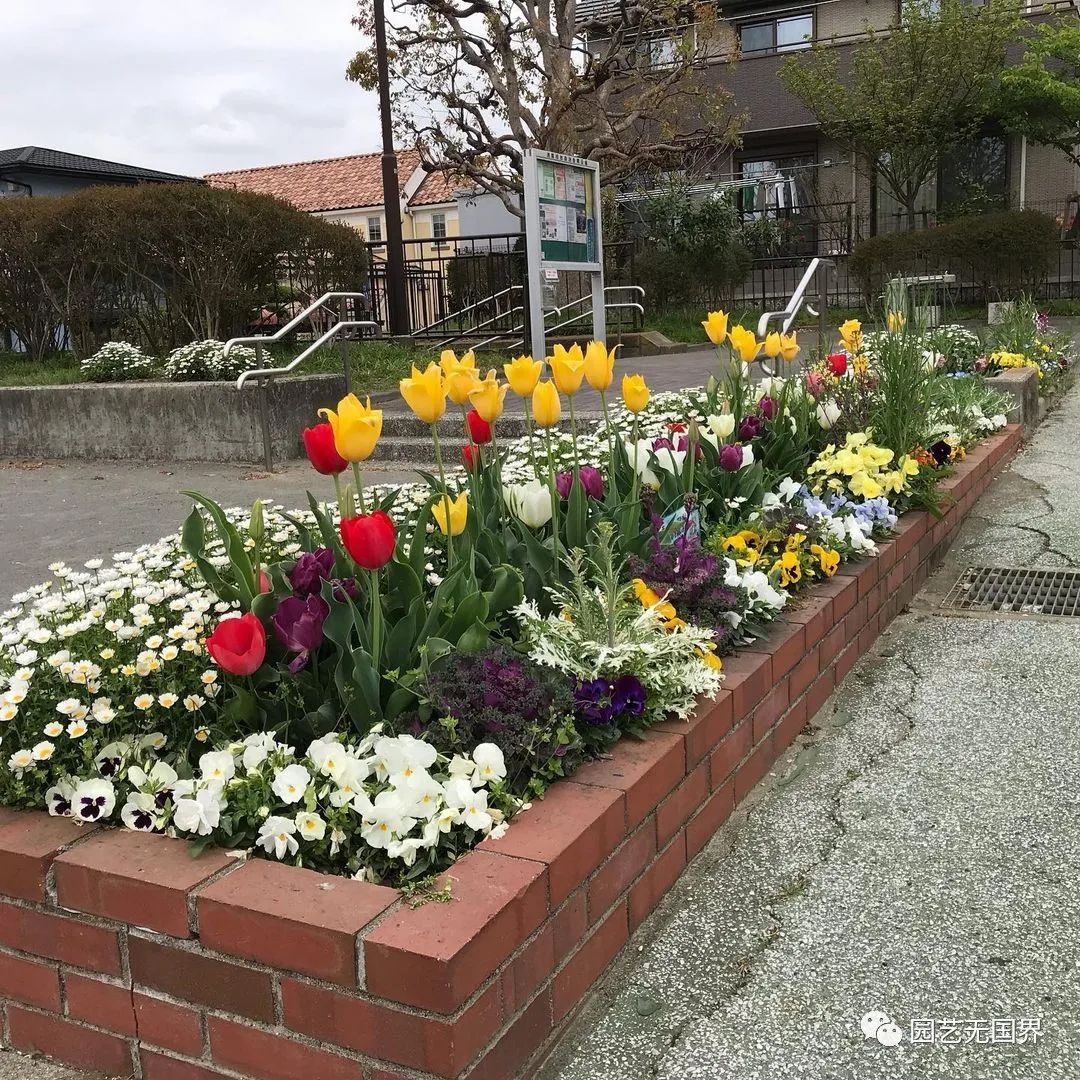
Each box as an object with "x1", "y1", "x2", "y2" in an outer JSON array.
[
  {"x1": 431, "y1": 212, "x2": 447, "y2": 245},
  {"x1": 739, "y1": 13, "x2": 813, "y2": 56},
  {"x1": 939, "y1": 133, "x2": 1008, "y2": 215},
  {"x1": 366, "y1": 216, "x2": 382, "y2": 243}
]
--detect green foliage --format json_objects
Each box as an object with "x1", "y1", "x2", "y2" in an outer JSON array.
[
  {"x1": 781, "y1": 0, "x2": 1022, "y2": 227},
  {"x1": 866, "y1": 326, "x2": 942, "y2": 461},
  {"x1": 996, "y1": 20, "x2": 1080, "y2": 169},
  {"x1": 849, "y1": 210, "x2": 1057, "y2": 302}
]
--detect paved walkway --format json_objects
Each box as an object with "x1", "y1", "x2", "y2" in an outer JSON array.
[{"x1": 539, "y1": 387, "x2": 1080, "y2": 1078}]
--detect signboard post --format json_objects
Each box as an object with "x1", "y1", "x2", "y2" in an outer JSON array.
[{"x1": 522, "y1": 149, "x2": 605, "y2": 363}]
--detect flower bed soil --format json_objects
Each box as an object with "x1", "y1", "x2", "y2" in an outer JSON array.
[{"x1": 0, "y1": 424, "x2": 1022, "y2": 1080}]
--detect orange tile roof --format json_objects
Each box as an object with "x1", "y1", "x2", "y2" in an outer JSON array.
[
  {"x1": 205, "y1": 150, "x2": 426, "y2": 213},
  {"x1": 408, "y1": 169, "x2": 461, "y2": 206}
]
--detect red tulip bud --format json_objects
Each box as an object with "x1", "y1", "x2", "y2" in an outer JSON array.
[
  {"x1": 303, "y1": 422, "x2": 348, "y2": 476},
  {"x1": 462, "y1": 443, "x2": 481, "y2": 470},
  {"x1": 827, "y1": 352, "x2": 848, "y2": 377},
  {"x1": 257, "y1": 569, "x2": 272, "y2": 594},
  {"x1": 206, "y1": 612, "x2": 267, "y2": 676},
  {"x1": 340, "y1": 511, "x2": 396, "y2": 570},
  {"x1": 466, "y1": 409, "x2": 492, "y2": 445}
]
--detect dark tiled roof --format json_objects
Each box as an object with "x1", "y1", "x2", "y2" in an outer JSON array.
[{"x1": 0, "y1": 146, "x2": 198, "y2": 183}]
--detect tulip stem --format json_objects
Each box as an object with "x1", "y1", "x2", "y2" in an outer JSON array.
[
  {"x1": 599, "y1": 391, "x2": 617, "y2": 502},
  {"x1": 369, "y1": 569, "x2": 382, "y2": 666},
  {"x1": 629, "y1": 416, "x2": 641, "y2": 518},
  {"x1": 545, "y1": 431, "x2": 560, "y2": 582},
  {"x1": 332, "y1": 473, "x2": 344, "y2": 517},
  {"x1": 351, "y1": 463, "x2": 367, "y2": 514},
  {"x1": 567, "y1": 395, "x2": 581, "y2": 476},
  {"x1": 431, "y1": 424, "x2": 455, "y2": 568},
  {"x1": 524, "y1": 410, "x2": 539, "y2": 481},
  {"x1": 490, "y1": 426, "x2": 506, "y2": 532}
]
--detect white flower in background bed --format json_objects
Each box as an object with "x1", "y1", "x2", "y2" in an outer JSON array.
[
  {"x1": 162, "y1": 340, "x2": 257, "y2": 382},
  {"x1": 80, "y1": 342, "x2": 157, "y2": 383}
]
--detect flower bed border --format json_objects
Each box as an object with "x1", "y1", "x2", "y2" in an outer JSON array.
[{"x1": 0, "y1": 424, "x2": 1022, "y2": 1080}]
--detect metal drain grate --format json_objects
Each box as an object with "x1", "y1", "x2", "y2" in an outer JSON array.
[{"x1": 942, "y1": 566, "x2": 1080, "y2": 617}]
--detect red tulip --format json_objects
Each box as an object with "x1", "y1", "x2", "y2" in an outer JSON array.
[
  {"x1": 340, "y1": 511, "x2": 396, "y2": 570},
  {"x1": 465, "y1": 409, "x2": 492, "y2": 445},
  {"x1": 462, "y1": 443, "x2": 481, "y2": 470},
  {"x1": 827, "y1": 352, "x2": 848, "y2": 377},
  {"x1": 303, "y1": 423, "x2": 348, "y2": 476},
  {"x1": 206, "y1": 612, "x2": 266, "y2": 676},
  {"x1": 257, "y1": 569, "x2": 272, "y2": 594}
]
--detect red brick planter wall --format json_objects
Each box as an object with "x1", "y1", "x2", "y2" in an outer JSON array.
[{"x1": 0, "y1": 426, "x2": 1022, "y2": 1080}]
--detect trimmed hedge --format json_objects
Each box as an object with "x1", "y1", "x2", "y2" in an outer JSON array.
[{"x1": 850, "y1": 210, "x2": 1058, "y2": 303}]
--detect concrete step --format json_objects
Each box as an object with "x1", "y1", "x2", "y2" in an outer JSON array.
[{"x1": 378, "y1": 412, "x2": 603, "y2": 440}]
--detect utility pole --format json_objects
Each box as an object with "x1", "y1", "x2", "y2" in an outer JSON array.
[{"x1": 373, "y1": 0, "x2": 410, "y2": 336}]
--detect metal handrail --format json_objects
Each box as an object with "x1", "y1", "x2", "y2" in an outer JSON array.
[
  {"x1": 411, "y1": 285, "x2": 522, "y2": 338},
  {"x1": 756, "y1": 258, "x2": 832, "y2": 338},
  {"x1": 235, "y1": 321, "x2": 380, "y2": 390},
  {"x1": 544, "y1": 285, "x2": 645, "y2": 323},
  {"x1": 223, "y1": 292, "x2": 372, "y2": 356},
  {"x1": 435, "y1": 300, "x2": 526, "y2": 350},
  {"x1": 545, "y1": 302, "x2": 645, "y2": 336}
]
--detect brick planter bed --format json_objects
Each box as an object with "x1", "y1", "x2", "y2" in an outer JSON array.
[{"x1": 0, "y1": 426, "x2": 1022, "y2": 1080}]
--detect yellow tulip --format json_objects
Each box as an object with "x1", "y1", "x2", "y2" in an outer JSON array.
[
  {"x1": 780, "y1": 332, "x2": 799, "y2": 362},
  {"x1": 702, "y1": 310, "x2": 729, "y2": 346},
  {"x1": 318, "y1": 393, "x2": 382, "y2": 463},
  {"x1": 468, "y1": 370, "x2": 509, "y2": 424},
  {"x1": 621, "y1": 373, "x2": 650, "y2": 414},
  {"x1": 886, "y1": 311, "x2": 906, "y2": 333},
  {"x1": 504, "y1": 355, "x2": 543, "y2": 397},
  {"x1": 839, "y1": 318, "x2": 862, "y2": 341},
  {"x1": 440, "y1": 351, "x2": 479, "y2": 406},
  {"x1": 399, "y1": 363, "x2": 447, "y2": 424},
  {"x1": 548, "y1": 343, "x2": 586, "y2": 395},
  {"x1": 728, "y1": 325, "x2": 762, "y2": 363},
  {"x1": 432, "y1": 491, "x2": 468, "y2": 536},
  {"x1": 531, "y1": 380, "x2": 562, "y2": 428},
  {"x1": 763, "y1": 331, "x2": 782, "y2": 359},
  {"x1": 584, "y1": 340, "x2": 618, "y2": 392}
]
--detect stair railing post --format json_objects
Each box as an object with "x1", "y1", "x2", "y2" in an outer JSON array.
[
  {"x1": 339, "y1": 295, "x2": 351, "y2": 394},
  {"x1": 254, "y1": 340, "x2": 273, "y2": 472}
]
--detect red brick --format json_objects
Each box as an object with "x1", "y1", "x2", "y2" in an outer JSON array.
[
  {"x1": 363, "y1": 849, "x2": 547, "y2": 1013},
  {"x1": 467, "y1": 987, "x2": 552, "y2": 1080},
  {"x1": 654, "y1": 691, "x2": 733, "y2": 769},
  {"x1": 571, "y1": 730, "x2": 685, "y2": 828},
  {"x1": 281, "y1": 977, "x2": 501, "y2": 1078},
  {"x1": 828, "y1": 578, "x2": 858, "y2": 619},
  {"x1": 752, "y1": 680, "x2": 789, "y2": 743},
  {"x1": 819, "y1": 622, "x2": 845, "y2": 668},
  {"x1": 479, "y1": 781, "x2": 623, "y2": 907},
  {"x1": 686, "y1": 781, "x2": 734, "y2": 858},
  {"x1": 552, "y1": 888, "x2": 588, "y2": 964},
  {"x1": 0, "y1": 950, "x2": 61, "y2": 1010},
  {"x1": 805, "y1": 668, "x2": 836, "y2": 721},
  {"x1": 588, "y1": 820, "x2": 656, "y2": 923},
  {"x1": 877, "y1": 539, "x2": 898, "y2": 576},
  {"x1": 54, "y1": 829, "x2": 236, "y2": 938},
  {"x1": 785, "y1": 593, "x2": 833, "y2": 647},
  {"x1": 552, "y1": 901, "x2": 628, "y2": 1023},
  {"x1": 7, "y1": 1005, "x2": 132, "y2": 1076},
  {"x1": 500, "y1": 922, "x2": 555, "y2": 1014},
  {"x1": 128, "y1": 935, "x2": 274, "y2": 1022},
  {"x1": 629, "y1": 835, "x2": 687, "y2": 930},
  {"x1": 64, "y1": 972, "x2": 205, "y2": 1056},
  {"x1": 858, "y1": 611, "x2": 881, "y2": 657},
  {"x1": 844, "y1": 598, "x2": 868, "y2": 643},
  {"x1": 761, "y1": 620, "x2": 806, "y2": 680},
  {"x1": 209, "y1": 1015, "x2": 365, "y2": 1080},
  {"x1": 721, "y1": 650, "x2": 772, "y2": 719},
  {"x1": 709, "y1": 719, "x2": 751, "y2": 788},
  {"x1": 789, "y1": 646, "x2": 819, "y2": 700},
  {"x1": 0, "y1": 813, "x2": 93, "y2": 902},
  {"x1": 835, "y1": 641, "x2": 860, "y2": 684},
  {"x1": 197, "y1": 860, "x2": 395, "y2": 987},
  {"x1": 775, "y1": 697, "x2": 809, "y2": 752},
  {"x1": 656, "y1": 761, "x2": 709, "y2": 847},
  {"x1": 0, "y1": 900, "x2": 121, "y2": 974},
  {"x1": 141, "y1": 1051, "x2": 230, "y2": 1080},
  {"x1": 734, "y1": 740, "x2": 774, "y2": 805}
]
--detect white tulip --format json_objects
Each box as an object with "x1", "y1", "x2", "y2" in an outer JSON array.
[
  {"x1": 816, "y1": 400, "x2": 842, "y2": 429},
  {"x1": 503, "y1": 479, "x2": 553, "y2": 528},
  {"x1": 707, "y1": 413, "x2": 735, "y2": 439}
]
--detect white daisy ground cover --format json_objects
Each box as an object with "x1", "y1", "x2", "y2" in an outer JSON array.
[{"x1": 0, "y1": 378, "x2": 1005, "y2": 884}]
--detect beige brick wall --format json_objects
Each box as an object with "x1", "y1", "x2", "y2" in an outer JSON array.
[
  {"x1": 817, "y1": 0, "x2": 898, "y2": 40},
  {"x1": 1012, "y1": 139, "x2": 1079, "y2": 219}
]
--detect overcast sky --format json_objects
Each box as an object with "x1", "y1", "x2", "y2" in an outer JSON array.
[{"x1": 1, "y1": 0, "x2": 381, "y2": 177}]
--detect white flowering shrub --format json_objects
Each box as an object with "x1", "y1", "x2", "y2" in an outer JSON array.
[
  {"x1": 80, "y1": 341, "x2": 157, "y2": 383},
  {"x1": 163, "y1": 340, "x2": 257, "y2": 382}
]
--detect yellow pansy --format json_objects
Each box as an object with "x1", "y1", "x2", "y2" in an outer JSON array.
[
  {"x1": 399, "y1": 363, "x2": 447, "y2": 424},
  {"x1": 780, "y1": 332, "x2": 799, "y2": 362},
  {"x1": 849, "y1": 470, "x2": 883, "y2": 499},
  {"x1": 728, "y1": 325, "x2": 762, "y2": 363},
  {"x1": 504, "y1": 355, "x2": 543, "y2": 397},
  {"x1": 772, "y1": 550, "x2": 803, "y2": 587},
  {"x1": 785, "y1": 532, "x2": 806, "y2": 552},
  {"x1": 702, "y1": 310, "x2": 729, "y2": 346},
  {"x1": 621, "y1": 373, "x2": 650, "y2": 414},
  {"x1": 583, "y1": 339, "x2": 618, "y2": 392},
  {"x1": 432, "y1": 492, "x2": 468, "y2": 536},
  {"x1": 763, "y1": 332, "x2": 782, "y2": 359},
  {"x1": 318, "y1": 393, "x2": 382, "y2": 463},
  {"x1": 631, "y1": 578, "x2": 678, "y2": 626},
  {"x1": 699, "y1": 646, "x2": 723, "y2": 672},
  {"x1": 467, "y1": 370, "x2": 508, "y2": 424},
  {"x1": 548, "y1": 343, "x2": 586, "y2": 395},
  {"x1": 898, "y1": 454, "x2": 920, "y2": 477},
  {"x1": 810, "y1": 544, "x2": 840, "y2": 577},
  {"x1": 531, "y1": 380, "x2": 562, "y2": 428}
]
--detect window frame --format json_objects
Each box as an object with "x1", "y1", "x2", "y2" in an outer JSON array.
[
  {"x1": 366, "y1": 215, "x2": 383, "y2": 244},
  {"x1": 431, "y1": 211, "x2": 448, "y2": 247},
  {"x1": 738, "y1": 10, "x2": 814, "y2": 56}
]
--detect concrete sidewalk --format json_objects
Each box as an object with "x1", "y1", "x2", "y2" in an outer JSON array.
[{"x1": 540, "y1": 388, "x2": 1080, "y2": 1079}]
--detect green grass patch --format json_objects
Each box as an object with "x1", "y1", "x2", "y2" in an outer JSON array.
[{"x1": 0, "y1": 352, "x2": 83, "y2": 386}]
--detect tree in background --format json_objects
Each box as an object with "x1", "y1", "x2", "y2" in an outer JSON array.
[
  {"x1": 780, "y1": 0, "x2": 1022, "y2": 230},
  {"x1": 996, "y1": 21, "x2": 1080, "y2": 170},
  {"x1": 346, "y1": 0, "x2": 742, "y2": 214}
]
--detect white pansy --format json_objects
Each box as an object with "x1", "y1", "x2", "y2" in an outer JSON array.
[
  {"x1": 199, "y1": 750, "x2": 235, "y2": 784},
  {"x1": 472, "y1": 744, "x2": 506, "y2": 786},
  {"x1": 172, "y1": 785, "x2": 225, "y2": 836},
  {"x1": 72, "y1": 778, "x2": 116, "y2": 822},
  {"x1": 271, "y1": 763, "x2": 311, "y2": 804},
  {"x1": 295, "y1": 811, "x2": 326, "y2": 842},
  {"x1": 257, "y1": 816, "x2": 299, "y2": 859}
]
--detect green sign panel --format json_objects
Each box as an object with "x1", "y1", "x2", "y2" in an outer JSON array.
[{"x1": 536, "y1": 159, "x2": 597, "y2": 264}]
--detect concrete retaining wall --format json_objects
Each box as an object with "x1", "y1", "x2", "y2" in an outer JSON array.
[{"x1": 0, "y1": 374, "x2": 347, "y2": 464}]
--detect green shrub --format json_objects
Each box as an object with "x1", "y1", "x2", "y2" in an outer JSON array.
[
  {"x1": 80, "y1": 341, "x2": 157, "y2": 383},
  {"x1": 163, "y1": 340, "x2": 257, "y2": 382},
  {"x1": 849, "y1": 210, "x2": 1058, "y2": 303}
]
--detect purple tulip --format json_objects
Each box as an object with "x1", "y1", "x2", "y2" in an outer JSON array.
[
  {"x1": 758, "y1": 396, "x2": 777, "y2": 421},
  {"x1": 288, "y1": 548, "x2": 334, "y2": 596},
  {"x1": 272, "y1": 593, "x2": 329, "y2": 672},
  {"x1": 555, "y1": 466, "x2": 604, "y2": 500},
  {"x1": 719, "y1": 443, "x2": 744, "y2": 472},
  {"x1": 739, "y1": 415, "x2": 763, "y2": 441}
]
